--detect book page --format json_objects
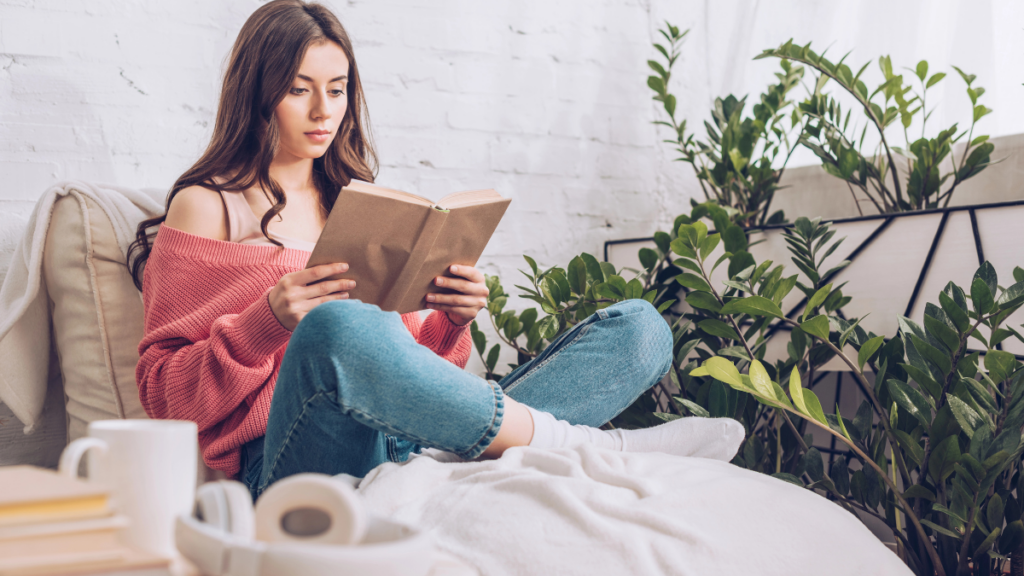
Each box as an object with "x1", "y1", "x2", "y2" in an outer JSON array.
[
  {"x1": 344, "y1": 180, "x2": 433, "y2": 207},
  {"x1": 437, "y1": 189, "x2": 502, "y2": 209}
]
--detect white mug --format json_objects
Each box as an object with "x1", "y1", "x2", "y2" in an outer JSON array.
[{"x1": 59, "y1": 419, "x2": 199, "y2": 559}]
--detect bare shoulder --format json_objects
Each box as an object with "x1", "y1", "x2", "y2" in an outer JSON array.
[{"x1": 164, "y1": 185, "x2": 228, "y2": 241}]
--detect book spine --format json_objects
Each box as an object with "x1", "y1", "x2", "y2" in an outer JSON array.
[{"x1": 381, "y1": 209, "x2": 448, "y2": 312}]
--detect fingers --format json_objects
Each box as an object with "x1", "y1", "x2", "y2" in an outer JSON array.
[
  {"x1": 426, "y1": 293, "x2": 487, "y2": 308},
  {"x1": 293, "y1": 262, "x2": 349, "y2": 285},
  {"x1": 304, "y1": 277, "x2": 355, "y2": 298},
  {"x1": 448, "y1": 265, "x2": 484, "y2": 283},
  {"x1": 310, "y1": 292, "x2": 351, "y2": 306},
  {"x1": 434, "y1": 275, "x2": 488, "y2": 296}
]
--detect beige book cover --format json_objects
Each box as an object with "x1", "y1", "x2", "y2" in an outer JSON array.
[
  {"x1": 0, "y1": 466, "x2": 109, "y2": 525},
  {"x1": 307, "y1": 180, "x2": 511, "y2": 314}
]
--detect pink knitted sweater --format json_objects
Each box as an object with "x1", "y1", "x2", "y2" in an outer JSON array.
[{"x1": 136, "y1": 225, "x2": 472, "y2": 477}]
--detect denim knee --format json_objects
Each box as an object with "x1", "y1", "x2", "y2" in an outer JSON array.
[
  {"x1": 602, "y1": 299, "x2": 673, "y2": 380},
  {"x1": 289, "y1": 300, "x2": 397, "y2": 366}
]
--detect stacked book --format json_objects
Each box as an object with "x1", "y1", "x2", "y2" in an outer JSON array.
[{"x1": 0, "y1": 466, "x2": 170, "y2": 576}]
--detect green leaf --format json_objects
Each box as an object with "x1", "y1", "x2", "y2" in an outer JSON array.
[
  {"x1": 722, "y1": 225, "x2": 748, "y2": 253},
  {"x1": 471, "y1": 321, "x2": 486, "y2": 355},
  {"x1": 920, "y1": 519, "x2": 961, "y2": 539},
  {"x1": 976, "y1": 527, "x2": 1001, "y2": 556},
  {"x1": 989, "y1": 493, "x2": 1005, "y2": 530},
  {"x1": 705, "y1": 357, "x2": 744, "y2": 389},
  {"x1": 699, "y1": 319, "x2": 740, "y2": 341},
  {"x1": 924, "y1": 313, "x2": 960, "y2": 353},
  {"x1": 675, "y1": 397, "x2": 710, "y2": 418},
  {"x1": 580, "y1": 253, "x2": 605, "y2": 283},
  {"x1": 670, "y1": 237, "x2": 696, "y2": 259},
  {"x1": 909, "y1": 334, "x2": 952, "y2": 376},
  {"x1": 887, "y1": 379, "x2": 932, "y2": 428},
  {"x1": 947, "y1": 394, "x2": 983, "y2": 438},
  {"x1": 689, "y1": 365, "x2": 710, "y2": 377},
  {"x1": 606, "y1": 275, "x2": 628, "y2": 298},
  {"x1": 985, "y1": 350, "x2": 1019, "y2": 383},
  {"x1": 800, "y1": 315, "x2": 831, "y2": 340},
  {"x1": 939, "y1": 290, "x2": 970, "y2": 333},
  {"x1": 926, "y1": 72, "x2": 946, "y2": 88},
  {"x1": 801, "y1": 388, "x2": 828, "y2": 425},
  {"x1": 523, "y1": 255, "x2": 539, "y2": 277},
  {"x1": 748, "y1": 359, "x2": 775, "y2": 399},
  {"x1": 699, "y1": 233, "x2": 721, "y2": 261},
  {"x1": 972, "y1": 276, "x2": 994, "y2": 315},
  {"x1": 541, "y1": 277, "x2": 559, "y2": 307},
  {"x1": 686, "y1": 291, "x2": 722, "y2": 313},
  {"x1": 1001, "y1": 521, "x2": 1024, "y2": 554},
  {"x1": 928, "y1": 435, "x2": 961, "y2": 483},
  {"x1": 638, "y1": 248, "x2": 659, "y2": 273},
  {"x1": 997, "y1": 280, "x2": 1024, "y2": 309},
  {"x1": 485, "y1": 344, "x2": 500, "y2": 372},
  {"x1": 789, "y1": 367, "x2": 807, "y2": 414},
  {"x1": 803, "y1": 283, "x2": 834, "y2": 321},
  {"x1": 771, "y1": 472, "x2": 804, "y2": 487},
  {"x1": 903, "y1": 484, "x2": 935, "y2": 502},
  {"x1": 834, "y1": 403, "x2": 853, "y2": 442},
  {"x1": 894, "y1": 430, "x2": 925, "y2": 466},
  {"x1": 900, "y1": 363, "x2": 941, "y2": 400},
  {"x1": 676, "y1": 273, "x2": 712, "y2": 292},
  {"x1": 858, "y1": 335, "x2": 885, "y2": 369},
  {"x1": 567, "y1": 256, "x2": 587, "y2": 296},
  {"x1": 719, "y1": 295, "x2": 784, "y2": 318}
]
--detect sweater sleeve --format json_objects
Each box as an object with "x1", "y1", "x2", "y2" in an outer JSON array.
[
  {"x1": 135, "y1": 233, "x2": 296, "y2": 434},
  {"x1": 415, "y1": 310, "x2": 473, "y2": 369},
  {"x1": 136, "y1": 292, "x2": 291, "y2": 432}
]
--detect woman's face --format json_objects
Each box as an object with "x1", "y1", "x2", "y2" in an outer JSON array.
[{"x1": 274, "y1": 41, "x2": 350, "y2": 163}]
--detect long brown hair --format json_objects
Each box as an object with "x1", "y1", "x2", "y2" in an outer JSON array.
[{"x1": 127, "y1": 0, "x2": 376, "y2": 290}]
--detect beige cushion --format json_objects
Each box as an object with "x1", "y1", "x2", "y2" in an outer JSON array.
[{"x1": 43, "y1": 192, "x2": 148, "y2": 441}]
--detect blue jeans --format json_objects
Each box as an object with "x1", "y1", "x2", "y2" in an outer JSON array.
[{"x1": 240, "y1": 299, "x2": 672, "y2": 500}]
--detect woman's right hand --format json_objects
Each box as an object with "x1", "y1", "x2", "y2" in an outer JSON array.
[{"x1": 269, "y1": 263, "x2": 354, "y2": 331}]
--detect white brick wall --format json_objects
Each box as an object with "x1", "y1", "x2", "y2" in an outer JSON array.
[{"x1": 2, "y1": 0, "x2": 1022, "y2": 376}]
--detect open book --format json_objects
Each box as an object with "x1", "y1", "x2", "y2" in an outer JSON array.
[{"x1": 306, "y1": 180, "x2": 511, "y2": 314}]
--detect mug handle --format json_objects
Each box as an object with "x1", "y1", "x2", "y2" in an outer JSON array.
[{"x1": 59, "y1": 437, "x2": 108, "y2": 478}]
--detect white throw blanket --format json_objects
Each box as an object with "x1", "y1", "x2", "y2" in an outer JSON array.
[
  {"x1": 357, "y1": 445, "x2": 912, "y2": 576},
  {"x1": 0, "y1": 181, "x2": 164, "y2": 432}
]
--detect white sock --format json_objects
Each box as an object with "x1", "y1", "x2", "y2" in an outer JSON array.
[{"x1": 526, "y1": 407, "x2": 744, "y2": 462}]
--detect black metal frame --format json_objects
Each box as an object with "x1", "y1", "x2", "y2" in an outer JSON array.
[{"x1": 603, "y1": 198, "x2": 1024, "y2": 263}]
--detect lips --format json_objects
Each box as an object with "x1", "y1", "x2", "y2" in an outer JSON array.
[{"x1": 305, "y1": 129, "x2": 331, "y2": 143}]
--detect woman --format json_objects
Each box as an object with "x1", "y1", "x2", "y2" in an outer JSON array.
[{"x1": 129, "y1": 0, "x2": 741, "y2": 500}]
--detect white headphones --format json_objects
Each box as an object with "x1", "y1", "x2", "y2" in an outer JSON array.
[{"x1": 175, "y1": 474, "x2": 439, "y2": 576}]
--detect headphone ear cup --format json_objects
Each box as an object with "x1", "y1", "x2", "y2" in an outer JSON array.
[
  {"x1": 195, "y1": 480, "x2": 255, "y2": 540},
  {"x1": 255, "y1": 474, "x2": 367, "y2": 546},
  {"x1": 195, "y1": 481, "x2": 230, "y2": 531},
  {"x1": 219, "y1": 480, "x2": 256, "y2": 540}
]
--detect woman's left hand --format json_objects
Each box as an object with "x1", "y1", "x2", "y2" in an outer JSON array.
[{"x1": 426, "y1": 265, "x2": 489, "y2": 326}]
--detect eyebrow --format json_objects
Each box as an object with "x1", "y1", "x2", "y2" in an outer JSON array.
[{"x1": 297, "y1": 74, "x2": 347, "y2": 83}]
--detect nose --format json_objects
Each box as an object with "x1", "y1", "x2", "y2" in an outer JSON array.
[{"x1": 310, "y1": 89, "x2": 331, "y2": 122}]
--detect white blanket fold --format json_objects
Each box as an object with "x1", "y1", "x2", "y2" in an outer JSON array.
[
  {"x1": 0, "y1": 181, "x2": 164, "y2": 432},
  {"x1": 357, "y1": 445, "x2": 912, "y2": 576}
]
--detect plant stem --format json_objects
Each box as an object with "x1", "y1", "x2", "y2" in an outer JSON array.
[
  {"x1": 775, "y1": 410, "x2": 783, "y2": 474},
  {"x1": 780, "y1": 317, "x2": 914, "y2": 488},
  {"x1": 788, "y1": 405, "x2": 946, "y2": 576}
]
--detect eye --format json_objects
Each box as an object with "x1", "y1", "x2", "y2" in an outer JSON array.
[
  {"x1": 330, "y1": 89, "x2": 346, "y2": 97},
  {"x1": 290, "y1": 87, "x2": 307, "y2": 95}
]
